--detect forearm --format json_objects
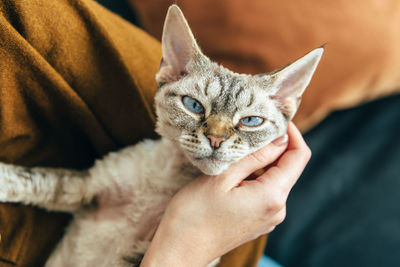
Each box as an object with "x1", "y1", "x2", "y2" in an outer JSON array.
[{"x1": 140, "y1": 214, "x2": 214, "y2": 267}]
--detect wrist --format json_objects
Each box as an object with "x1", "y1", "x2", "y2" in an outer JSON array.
[{"x1": 140, "y1": 213, "x2": 212, "y2": 267}]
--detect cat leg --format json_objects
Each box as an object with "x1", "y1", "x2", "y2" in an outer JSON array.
[{"x1": 0, "y1": 162, "x2": 93, "y2": 212}]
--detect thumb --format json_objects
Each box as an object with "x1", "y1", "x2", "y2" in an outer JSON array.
[{"x1": 220, "y1": 134, "x2": 288, "y2": 189}]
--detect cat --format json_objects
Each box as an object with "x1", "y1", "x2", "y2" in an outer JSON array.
[{"x1": 0, "y1": 5, "x2": 323, "y2": 267}]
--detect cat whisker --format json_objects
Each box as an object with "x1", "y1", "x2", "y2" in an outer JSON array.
[
  {"x1": 179, "y1": 136, "x2": 204, "y2": 145},
  {"x1": 180, "y1": 144, "x2": 212, "y2": 155},
  {"x1": 226, "y1": 149, "x2": 244, "y2": 154},
  {"x1": 179, "y1": 139, "x2": 204, "y2": 147},
  {"x1": 214, "y1": 150, "x2": 247, "y2": 162},
  {"x1": 180, "y1": 145, "x2": 201, "y2": 152}
]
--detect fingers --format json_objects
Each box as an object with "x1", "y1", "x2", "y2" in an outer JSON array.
[
  {"x1": 258, "y1": 122, "x2": 311, "y2": 193},
  {"x1": 220, "y1": 134, "x2": 289, "y2": 189}
]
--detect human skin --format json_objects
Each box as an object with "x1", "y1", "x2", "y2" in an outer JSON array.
[{"x1": 141, "y1": 122, "x2": 311, "y2": 267}]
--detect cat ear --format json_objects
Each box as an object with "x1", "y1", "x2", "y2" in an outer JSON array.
[
  {"x1": 156, "y1": 5, "x2": 202, "y2": 86},
  {"x1": 269, "y1": 48, "x2": 324, "y2": 119}
]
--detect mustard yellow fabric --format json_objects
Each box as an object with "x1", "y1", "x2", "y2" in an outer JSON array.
[{"x1": 0, "y1": 0, "x2": 160, "y2": 265}]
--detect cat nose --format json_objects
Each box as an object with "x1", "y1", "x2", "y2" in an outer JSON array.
[{"x1": 206, "y1": 135, "x2": 226, "y2": 149}]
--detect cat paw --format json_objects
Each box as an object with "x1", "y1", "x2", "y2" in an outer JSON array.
[
  {"x1": 0, "y1": 184, "x2": 13, "y2": 202},
  {"x1": 0, "y1": 166, "x2": 21, "y2": 202},
  {"x1": 0, "y1": 179, "x2": 16, "y2": 202}
]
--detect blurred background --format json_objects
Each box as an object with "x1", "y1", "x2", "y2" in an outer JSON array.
[{"x1": 96, "y1": 1, "x2": 400, "y2": 266}]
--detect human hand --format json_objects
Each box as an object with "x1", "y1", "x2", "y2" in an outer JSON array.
[{"x1": 141, "y1": 122, "x2": 311, "y2": 267}]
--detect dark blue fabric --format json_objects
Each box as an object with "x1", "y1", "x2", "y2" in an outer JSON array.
[
  {"x1": 95, "y1": 0, "x2": 141, "y2": 26},
  {"x1": 266, "y1": 94, "x2": 400, "y2": 267}
]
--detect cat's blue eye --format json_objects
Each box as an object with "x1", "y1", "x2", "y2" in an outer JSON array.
[
  {"x1": 240, "y1": 116, "x2": 264, "y2": 127},
  {"x1": 182, "y1": 96, "x2": 204, "y2": 114}
]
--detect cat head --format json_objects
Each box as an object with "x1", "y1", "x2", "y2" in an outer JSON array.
[{"x1": 154, "y1": 5, "x2": 323, "y2": 175}]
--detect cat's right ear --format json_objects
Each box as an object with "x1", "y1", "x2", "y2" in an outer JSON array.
[
  {"x1": 156, "y1": 5, "x2": 202, "y2": 87},
  {"x1": 267, "y1": 48, "x2": 323, "y2": 120}
]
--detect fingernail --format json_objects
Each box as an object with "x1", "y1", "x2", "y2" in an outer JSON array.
[{"x1": 272, "y1": 134, "x2": 288, "y2": 146}]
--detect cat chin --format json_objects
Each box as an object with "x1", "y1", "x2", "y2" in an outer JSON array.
[{"x1": 189, "y1": 158, "x2": 231, "y2": 176}]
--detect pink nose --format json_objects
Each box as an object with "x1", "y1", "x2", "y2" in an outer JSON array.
[{"x1": 207, "y1": 135, "x2": 226, "y2": 149}]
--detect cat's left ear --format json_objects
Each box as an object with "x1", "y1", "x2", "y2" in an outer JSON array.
[
  {"x1": 156, "y1": 5, "x2": 203, "y2": 86},
  {"x1": 267, "y1": 48, "x2": 324, "y2": 119}
]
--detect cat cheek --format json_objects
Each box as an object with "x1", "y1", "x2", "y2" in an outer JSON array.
[{"x1": 238, "y1": 132, "x2": 268, "y2": 148}]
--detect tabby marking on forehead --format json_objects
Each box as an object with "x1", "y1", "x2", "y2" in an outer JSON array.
[
  {"x1": 194, "y1": 84, "x2": 202, "y2": 95},
  {"x1": 235, "y1": 86, "x2": 245, "y2": 100},
  {"x1": 216, "y1": 73, "x2": 226, "y2": 97},
  {"x1": 246, "y1": 93, "x2": 255, "y2": 107},
  {"x1": 204, "y1": 79, "x2": 210, "y2": 96}
]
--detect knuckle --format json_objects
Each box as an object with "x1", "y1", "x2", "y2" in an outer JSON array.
[
  {"x1": 299, "y1": 143, "x2": 312, "y2": 161},
  {"x1": 250, "y1": 151, "x2": 269, "y2": 165},
  {"x1": 268, "y1": 167, "x2": 284, "y2": 180},
  {"x1": 269, "y1": 203, "x2": 281, "y2": 213},
  {"x1": 266, "y1": 226, "x2": 276, "y2": 234},
  {"x1": 267, "y1": 192, "x2": 286, "y2": 212},
  {"x1": 276, "y1": 209, "x2": 287, "y2": 225},
  {"x1": 304, "y1": 145, "x2": 312, "y2": 160},
  {"x1": 294, "y1": 145, "x2": 311, "y2": 165}
]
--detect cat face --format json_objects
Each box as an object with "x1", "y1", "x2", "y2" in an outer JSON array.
[
  {"x1": 155, "y1": 63, "x2": 289, "y2": 175},
  {"x1": 154, "y1": 5, "x2": 323, "y2": 175}
]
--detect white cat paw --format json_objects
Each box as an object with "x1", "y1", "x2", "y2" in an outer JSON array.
[
  {"x1": 0, "y1": 179, "x2": 17, "y2": 202},
  {"x1": 0, "y1": 183, "x2": 13, "y2": 202},
  {"x1": 0, "y1": 167, "x2": 21, "y2": 202}
]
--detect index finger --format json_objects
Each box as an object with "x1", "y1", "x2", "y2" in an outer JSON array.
[
  {"x1": 219, "y1": 135, "x2": 288, "y2": 190},
  {"x1": 258, "y1": 122, "x2": 311, "y2": 192}
]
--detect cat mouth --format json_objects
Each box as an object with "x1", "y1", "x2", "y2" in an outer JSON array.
[{"x1": 194, "y1": 156, "x2": 230, "y2": 163}]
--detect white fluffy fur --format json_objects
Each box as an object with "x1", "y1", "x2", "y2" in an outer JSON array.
[{"x1": 0, "y1": 138, "x2": 216, "y2": 266}]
